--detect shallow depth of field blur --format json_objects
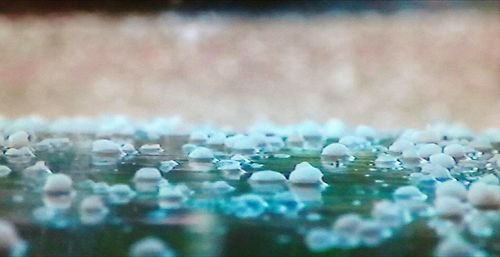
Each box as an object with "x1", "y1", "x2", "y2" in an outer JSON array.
[{"x1": 0, "y1": 1, "x2": 499, "y2": 129}]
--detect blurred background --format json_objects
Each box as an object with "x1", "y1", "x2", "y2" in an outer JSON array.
[{"x1": 0, "y1": 0, "x2": 498, "y2": 129}]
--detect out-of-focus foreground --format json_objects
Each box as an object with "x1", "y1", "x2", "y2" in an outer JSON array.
[{"x1": 0, "y1": 10, "x2": 498, "y2": 129}]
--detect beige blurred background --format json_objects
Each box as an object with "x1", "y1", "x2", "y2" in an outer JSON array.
[{"x1": 0, "y1": 10, "x2": 499, "y2": 129}]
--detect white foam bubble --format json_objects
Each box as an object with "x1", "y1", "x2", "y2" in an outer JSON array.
[
  {"x1": 434, "y1": 196, "x2": 466, "y2": 219},
  {"x1": 7, "y1": 131, "x2": 30, "y2": 148},
  {"x1": 321, "y1": 143, "x2": 352, "y2": 162},
  {"x1": 249, "y1": 170, "x2": 286, "y2": 183},
  {"x1": 393, "y1": 186, "x2": 427, "y2": 201},
  {"x1": 305, "y1": 228, "x2": 335, "y2": 252},
  {"x1": 417, "y1": 143, "x2": 442, "y2": 159},
  {"x1": 467, "y1": 182, "x2": 500, "y2": 209},
  {"x1": 0, "y1": 219, "x2": 25, "y2": 256},
  {"x1": 435, "y1": 234, "x2": 486, "y2": 257},
  {"x1": 389, "y1": 140, "x2": 414, "y2": 155},
  {"x1": 133, "y1": 168, "x2": 163, "y2": 193},
  {"x1": 430, "y1": 153, "x2": 456, "y2": 169},
  {"x1": 43, "y1": 173, "x2": 73, "y2": 194},
  {"x1": 443, "y1": 143, "x2": 466, "y2": 160},
  {"x1": 188, "y1": 147, "x2": 214, "y2": 160},
  {"x1": 288, "y1": 162, "x2": 326, "y2": 186},
  {"x1": 79, "y1": 196, "x2": 109, "y2": 225},
  {"x1": 129, "y1": 237, "x2": 175, "y2": 257},
  {"x1": 435, "y1": 181, "x2": 467, "y2": 201},
  {"x1": 159, "y1": 160, "x2": 179, "y2": 174},
  {"x1": 109, "y1": 184, "x2": 136, "y2": 204},
  {"x1": 0, "y1": 165, "x2": 12, "y2": 178}
]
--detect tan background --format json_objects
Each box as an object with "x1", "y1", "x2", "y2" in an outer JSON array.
[{"x1": 0, "y1": 11, "x2": 499, "y2": 129}]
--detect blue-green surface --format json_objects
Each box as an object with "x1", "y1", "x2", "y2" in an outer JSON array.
[{"x1": 0, "y1": 137, "x2": 497, "y2": 257}]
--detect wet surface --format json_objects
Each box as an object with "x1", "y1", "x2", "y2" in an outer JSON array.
[{"x1": 0, "y1": 133, "x2": 497, "y2": 257}]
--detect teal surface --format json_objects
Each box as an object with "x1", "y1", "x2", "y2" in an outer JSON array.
[{"x1": 0, "y1": 140, "x2": 497, "y2": 257}]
